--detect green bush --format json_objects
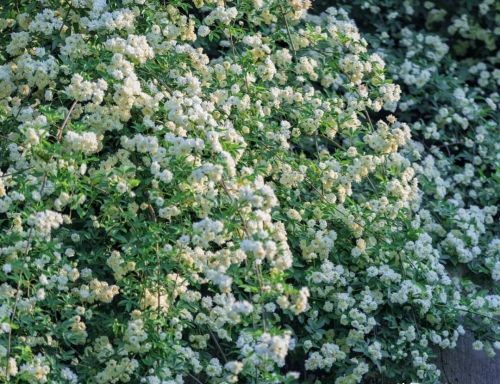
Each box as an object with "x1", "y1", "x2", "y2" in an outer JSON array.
[{"x1": 0, "y1": 1, "x2": 497, "y2": 383}]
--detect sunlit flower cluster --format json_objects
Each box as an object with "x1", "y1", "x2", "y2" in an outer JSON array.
[{"x1": 0, "y1": 1, "x2": 497, "y2": 384}]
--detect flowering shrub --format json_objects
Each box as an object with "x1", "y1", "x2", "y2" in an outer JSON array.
[
  {"x1": 0, "y1": 1, "x2": 497, "y2": 384},
  {"x1": 319, "y1": 0, "x2": 500, "y2": 359}
]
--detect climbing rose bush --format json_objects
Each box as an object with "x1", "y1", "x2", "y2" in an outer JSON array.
[
  {"x1": 0, "y1": 1, "x2": 497, "y2": 384},
  {"x1": 320, "y1": 0, "x2": 500, "y2": 361}
]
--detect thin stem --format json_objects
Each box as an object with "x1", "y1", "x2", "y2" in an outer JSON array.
[
  {"x1": 4, "y1": 95, "x2": 75, "y2": 373},
  {"x1": 57, "y1": 100, "x2": 77, "y2": 142},
  {"x1": 303, "y1": 177, "x2": 365, "y2": 228},
  {"x1": 209, "y1": 330, "x2": 228, "y2": 363},
  {"x1": 279, "y1": 4, "x2": 297, "y2": 61},
  {"x1": 226, "y1": 21, "x2": 250, "y2": 96},
  {"x1": 5, "y1": 172, "x2": 48, "y2": 377},
  {"x1": 156, "y1": 243, "x2": 161, "y2": 329},
  {"x1": 440, "y1": 349, "x2": 452, "y2": 384},
  {"x1": 187, "y1": 373, "x2": 205, "y2": 384},
  {"x1": 219, "y1": 178, "x2": 268, "y2": 331},
  {"x1": 0, "y1": 166, "x2": 34, "y2": 178},
  {"x1": 457, "y1": 307, "x2": 499, "y2": 322}
]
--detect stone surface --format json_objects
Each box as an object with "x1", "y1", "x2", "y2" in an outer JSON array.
[{"x1": 438, "y1": 333, "x2": 500, "y2": 384}]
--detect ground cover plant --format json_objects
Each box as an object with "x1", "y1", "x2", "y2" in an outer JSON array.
[{"x1": 0, "y1": 1, "x2": 498, "y2": 383}]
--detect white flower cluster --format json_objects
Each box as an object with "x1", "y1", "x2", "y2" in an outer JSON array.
[
  {"x1": 60, "y1": 34, "x2": 91, "y2": 60},
  {"x1": 305, "y1": 342, "x2": 346, "y2": 371},
  {"x1": 0, "y1": 1, "x2": 498, "y2": 384},
  {"x1": 192, "y1": 218, "x2": 225, "y2": 248},
  {"x1": 64, "y1": 131, "x2": 100, "y2": 154},
  {"x1": 80, "y1": 8, "x2": 136, "y2": 32},
  {"x1": 66, "y1": 74, "x2": 108, "y2": 104},
  {"x1": 237, "y1": 331, "x2": 294, "y2": 368},
  {"x1": 27, "y1": 210, "x2": 64, "y2": 238},
  {"x1": 105, "y1": 35, "x2": 154, "y2": 64},
  {"x1": 124, "y1": 311, "x2": 151, "y2": 353}
]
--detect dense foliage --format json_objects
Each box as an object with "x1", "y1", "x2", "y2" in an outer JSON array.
[
  {"x1": 0, "y1": 1, "x2": 497, "y2": 383},
  {"x1": 319, "y1": 0, "x2": 500, "y2": 359}
]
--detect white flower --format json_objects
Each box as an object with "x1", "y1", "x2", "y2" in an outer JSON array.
[
  {"x1": 198, "y1": 25, "x2": 210, "y2": 37},
  {"x1": 65, "y1": 131, "x2": 100, "y2": 154}
]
